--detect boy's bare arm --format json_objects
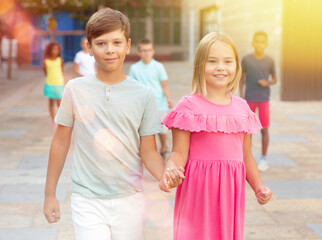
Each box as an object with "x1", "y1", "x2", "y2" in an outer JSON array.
[
  {"x1": 160, "y1": 80, "x2": 173, "y2": 108},
  {"x1": 258, "y1": 73, "x2": 277, "y2": 87},
  {"x1": 270, "y1": 73, "x2": 277, "y2": 85},
  {"x1": 239, "y1": 72, "x2": 246, "y2": 98},
  {"x1": 139, "y1": 135, "x2": 165, "y2": 181},
  {"x1": 74, "y1": 63, "x2": 82, "y2": 77},
  {"x1": 44, "y1": 125, "x2": 73, "y2": 223}
]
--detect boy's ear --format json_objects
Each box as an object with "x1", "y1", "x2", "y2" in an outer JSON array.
[
  {"x1": 126, "y1": 38, "x2": 131, "y2": 55},
  {"x1": 87, "y1": 41, "x2": 93, "y2": 56}
]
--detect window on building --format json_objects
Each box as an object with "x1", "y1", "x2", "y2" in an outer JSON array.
[
  {"x1": 153, "y1": 6, "x2": 181, "y2": 45},
  {"x1": 125, "y1": 7, "x2": 147, "y2": 45},
  {"x1": 200, "y1": 6, "x2": 218, "y2": 39}
]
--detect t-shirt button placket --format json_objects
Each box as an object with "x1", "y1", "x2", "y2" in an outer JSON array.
[{"x1": 106, "y1": 88, "x2": 111, "y2": 102}]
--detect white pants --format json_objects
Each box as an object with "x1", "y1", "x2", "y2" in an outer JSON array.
[{"x1": 71, "y1": 192, "x2": 146, "y2": 240}]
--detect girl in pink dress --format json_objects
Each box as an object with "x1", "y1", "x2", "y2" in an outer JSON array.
[{"x1": 160, "y1": 32, "x2": 272, "y2": 240}]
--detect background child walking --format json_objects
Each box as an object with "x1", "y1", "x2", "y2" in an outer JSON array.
[
  {"x1": 160, "y1": 32, "x2": 272, "y2": 240},
  {"x1": 74, "y1": 36, "x2": 96, "y2": 77},
  {"x1": 239, "y1": 31, "x2": 277, "y2": 171},
  {"x1": 42, "y1": 42, "x2": 65, "y2": 127},
  {"x1": 129, "y1": 38, "x2": 173, "y2": 158}
]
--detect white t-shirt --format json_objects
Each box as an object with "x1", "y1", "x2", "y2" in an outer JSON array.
[
  {"x1": 74, "y1": 51, "x2": 96, "y2": 76},
  {"x1": 55, "y1": 75, "x2": 161, "y2": 198}
]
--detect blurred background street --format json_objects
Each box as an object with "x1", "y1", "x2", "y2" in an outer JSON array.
[
  {"x1": 1, "y1": 0, "x2": 322, "y2": 239},
  {"x1": 0, "y1": 62, "x2": 322, "y2": 239}
]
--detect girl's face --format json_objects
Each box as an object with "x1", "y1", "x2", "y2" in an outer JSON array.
[
  {"x1": 204, "y1": 41, "x2": 237, "y2": 91},
  {"x1": 50, "y1": 45, "x2": 60, "y2": 57}
]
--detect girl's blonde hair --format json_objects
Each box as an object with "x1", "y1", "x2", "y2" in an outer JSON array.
[{"x1": 192, "y1": 32, "x2": 242, "y2": 96}]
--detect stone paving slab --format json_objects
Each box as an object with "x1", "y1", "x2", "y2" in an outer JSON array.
[
  {"x1": 264, "y1": 180, "x2": 322, "y2": 199},
  {"x1": 0, "y1": 129, "x2": 28, "y2": 138},
  {"x1": 0, "y1": 228, "x2": 57, "y2": 240},
  {"x1": 0, "y1": 184, "x2": 69, "y2": 203},
  {"x1": 289, "y1": 115, "x2": 322, "y2": 122},
  {"x1": 313, "y1": 126, "x2": 322, "y2": 132},
  {"x1": 270, "y1": 133, "x2": 309, "y2": 143},
  {"x1": 308, "y1": 224, "x2": 322, "y2": 238},
  {"x1": 18, "y1": 155, "x2": 73, "y2": 169},
  {"x1": 8, "y1": 107, "x2": 45, "y2": 113},
  {"x1": 254, "y1": 152, "x2": 297, "y2": 166},
  {"x1": 0, "y1": 169, "x2": 72, "y2": 185}
]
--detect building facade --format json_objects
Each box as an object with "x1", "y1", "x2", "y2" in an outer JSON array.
[{"x1": 181, "y1": 0, "x2": 322, "y2": 100}]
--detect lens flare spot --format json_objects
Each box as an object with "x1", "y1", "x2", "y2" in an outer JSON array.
[
  {"x1": 0, "y1": 0, "x2": 15, "y2": 15},
  {"x1": 94, "y1": 129, "x2": 125, "y2": 159},
  {"x1": 13, "y1": 21, "x2": 35, "y2": 45},
  {"x1": 76, "y1": 105, "x2": 95, "y2": 124},
  {"x1": 147, "y1": 201, "x2": 171, "y2": 225}
]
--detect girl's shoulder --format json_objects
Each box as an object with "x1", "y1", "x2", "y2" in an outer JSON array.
[{"x1": 162, "y1": 94, "x2": 262, "y2": 133}]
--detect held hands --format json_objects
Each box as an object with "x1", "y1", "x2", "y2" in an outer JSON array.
[
  {"x1": 255, "y1": 184, "x2": 272, "y2": 205},
  {"x1": 258, "y1": 79, "x2": 270, "y2": 87},
  {"x1": 159, "y1": 166, "x2": 185, "y2": 192},
  {"x1": 43, "y1": 196, "x2": 61, "y2": 223}
]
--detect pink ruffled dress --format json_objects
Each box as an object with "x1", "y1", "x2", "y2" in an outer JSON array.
[{"x1": 162, "y1": 94, "x2": 262, "y2": 240}]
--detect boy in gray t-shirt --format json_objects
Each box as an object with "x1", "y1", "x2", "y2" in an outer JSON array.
[
  {"x1": 239, "y1": 31, "x2": 277, "y2": 172},
  {"x1": 43, "y1": 8, "x2": 183, "y2": 240}
]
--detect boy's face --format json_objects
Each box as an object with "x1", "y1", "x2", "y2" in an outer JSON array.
[
  {"x1": 87, "y1": 29, "x2": 131, "y2": 73},
  {"x1": 137, "y1": 43, "x2": 155, "y2": 63},
  {"x1": 252, "y1": 35, "x2": 267, "y2": 53}
]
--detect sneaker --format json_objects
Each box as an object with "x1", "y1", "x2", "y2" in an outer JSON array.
[{"x1": 257, "y1": 160, "x2": 269, "y2": 172}]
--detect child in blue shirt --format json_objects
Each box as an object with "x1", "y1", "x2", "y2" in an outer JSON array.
[{"x1": 129, "y1": 38, "x2": 173, "y2": 158}]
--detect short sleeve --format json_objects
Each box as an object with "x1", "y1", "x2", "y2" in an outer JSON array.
[
  {"x1": 74, "y1": 52, "x2": 80, "y2": 64},
  {"x1": 162, "y1": 95, "x2": 262, "y2": 134},
  {"x1": 158, "y1": 63, "x2": 168, "y2": 81},
  {"x1": 139, "y1": 90, "x2": 161, "y2": 136},
  {"x1": 55, "y1": 81, "x2": 74, "y2": 127},
  {"x1": 241, "y1": 57, "x2": 247, "y2": 73},
  {"x1": 161, "y1": 96, "x2": 193, "y2": 131}
]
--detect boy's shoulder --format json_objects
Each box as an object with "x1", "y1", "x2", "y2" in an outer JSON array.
[
  {"x1": 126, "y1": 75, "x2": 152, "y2": 91},
  {"x1": 151, "y1": 59, "x2": 165, "y2": 68},
  {"x1": 66, "y1": 75, "x2": 93, "y2": 88}
]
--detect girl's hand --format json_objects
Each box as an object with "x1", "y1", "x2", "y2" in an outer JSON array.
[
  {"x1": 159, "y1": 166, "x2": 185, "y2": 192},
  {"x1": 255, "y1": 185, "x2": 272, "y2": 205}
]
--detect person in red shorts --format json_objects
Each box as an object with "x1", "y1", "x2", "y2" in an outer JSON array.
[{"x1": 239, "y1": 31, "x2": 277, "y2": 172}]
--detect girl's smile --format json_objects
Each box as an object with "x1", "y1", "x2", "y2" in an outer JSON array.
[{"x1": 205, "y1": 41, "x2": 237, "y2": 90}]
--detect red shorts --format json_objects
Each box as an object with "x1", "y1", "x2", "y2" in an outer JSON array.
[{"x1": 247, "y1": 101, "x2": 270, "y2": 128}]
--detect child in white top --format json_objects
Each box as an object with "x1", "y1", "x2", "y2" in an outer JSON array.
[{"x1": 74, "y1": 36, "x2": 96, "y2": 76}]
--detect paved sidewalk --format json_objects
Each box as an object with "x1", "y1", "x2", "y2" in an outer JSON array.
[{"x1": 0, "y1": 62, "x2": 322, "y2": 240}]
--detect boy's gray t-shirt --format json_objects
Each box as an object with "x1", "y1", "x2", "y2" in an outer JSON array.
[
  {"x1": 55, "y1": 75, "x2": 160, "y2": 198},
  {"x1": 241, "y1": 54, "x2": 276, "y2": 102}
]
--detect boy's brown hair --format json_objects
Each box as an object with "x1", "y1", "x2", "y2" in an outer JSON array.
[
  {"x1": 138, "y1": 38, "x2": 153, "y2": 50},
  {"x1": 86, "y1": 7, "x2": 130, "y2": 44}
]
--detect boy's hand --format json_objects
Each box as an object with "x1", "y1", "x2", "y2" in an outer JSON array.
[
  {"x1": 159, "y1": 166, "x2": 185, "y2": 192},
  {"x1": 255, "y1": 185, "x2": 272, "y2": 205},
  {"x1": 44, "y1": 196, "x2": 61, "y2": 223},
  {"x1": 258, "y1": 79, "x2": 270, "y2": 87}
]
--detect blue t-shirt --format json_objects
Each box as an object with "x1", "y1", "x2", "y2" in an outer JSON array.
[
  {"x1": 129, "y1": 59, "x2": 169, "y2": 111},
  {"x1": 241, "y1": 54, "x2": 276, "y2": 102}
]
